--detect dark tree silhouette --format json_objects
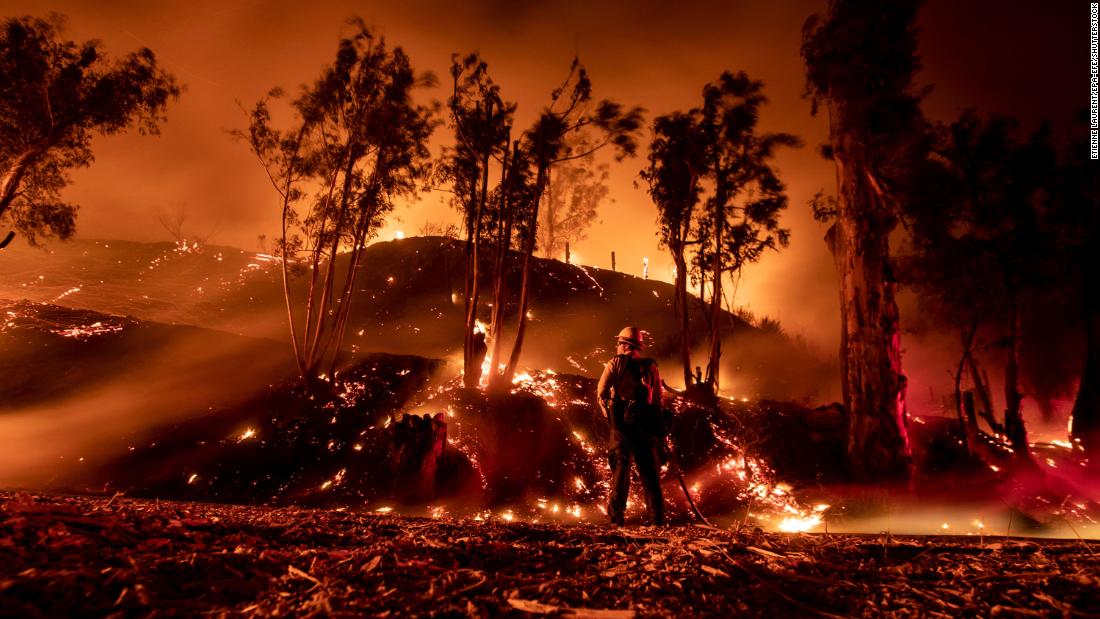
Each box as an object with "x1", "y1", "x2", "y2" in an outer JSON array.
[
  {"x1": 802, "y1": 0, "x2": 929, "y2": 482},
  {"x1": 444, "y1": 53, "x2": 515, "y2": 389},
  {"x1": 0, "y1": 14, "x2": 180, "y2": 250},
  {"x1": 484, "y1": 138, "x2": 537, "y2": 390},
  {"x1": 695, "y1": 72, "x2": 799, "y2": 393},
  {"x1": 496, "y1": 58, "x2": 643, "y2": 386},
  {"x1": 1053, "y1": 113, "x2": 1100, "y2": 458},
  {"x1": 641, "y1": 111, "x2": 707, "y2": 388},
  {"x1": 642, "y1": 75, "x2": 796, "y2": 395},
  {"x1": 900, "y1": 112, "x2": 1064, "y2": 468},
  {"x1": 239, "y1": 20, "x2": 436, "y2": 383}
]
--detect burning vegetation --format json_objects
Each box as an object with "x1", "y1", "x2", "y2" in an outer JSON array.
[{"x1": 0, "y1": 2, "x2": 1097, "y2": 616}]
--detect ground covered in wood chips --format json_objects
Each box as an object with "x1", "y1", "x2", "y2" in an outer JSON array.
[{"x1": 1, "y1": 492, "x2": 1098, "y2": 618}]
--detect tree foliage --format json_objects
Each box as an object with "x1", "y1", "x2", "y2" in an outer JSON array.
[
  {"x1": 641, "y1": 111, "x2": 707, "y2": 387},
  {"x1": 239, "y1": 20, "x2": 436, "y2": 383},
  {"x1": 0, "y1": 14, "x2": 180, "y2": 248},
  {"x1": 495, "y1": 59, "x2": 643, "y2": 385},
  {"x1": 537, "y1": 139, "x2": 609, "y2": 261},
  {"x1": 643, "y1": 72, "x2": 797, "y2": 393}
]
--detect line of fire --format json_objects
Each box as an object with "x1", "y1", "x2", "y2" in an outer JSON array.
[{"x1": 0, "y1": 1, "x2": 1096, "y2": 616}]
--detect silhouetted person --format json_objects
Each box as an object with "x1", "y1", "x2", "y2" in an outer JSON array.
[
  {"x1": 597, "y1": 326, "x2": 665, "y2": 526},
  {"x1": 694, "y1": 366, "x2": 703, "y2": 385}
]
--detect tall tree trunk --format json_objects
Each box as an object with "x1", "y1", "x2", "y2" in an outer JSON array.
[
  {"x1": 324, "y1": 177, "x2": 382, "y2": 377},
  {"x1": 463, "y1": 118, "x2": 493, "y2": 389},
  {"x1": 502, "y1": 166, "x2": 548, "y2": 384},
  {"x1": 276, "y1": 130, "x2": 309, "y2": 380},
  {"x1": 0, "y1": 147, "x2": 43, "y2": 223},
  {"x1": 1071, "y1": 248, "x2": 1100, "y2": 457},
  {"x1": 827, "y1": 103, "x2": 911, "y2": 482},
  {"x1": 544, "y1": 167, "x2": 556, "y2": 259},
  {"x1": 966, "y1": 351, "x2": 1001, "y2": 434},
  {"x1": 706, "y1": 188, "x2": 723, "y2": 391},
  {"x1": 307, "y1": 154, "x2": 359, "y2": 373},
  {"x1": 674, "y1": 251, "x2": 692, "y2": 387},
  {"x1": 1003, "y1": 296, "x2": 1032, "y2": 459},
  {"x1": 954, "y1": 324, "x2": 977, "y2": 455},
  {"x1": 488, "y1": 142, "x2": 515, "y2": 389}
]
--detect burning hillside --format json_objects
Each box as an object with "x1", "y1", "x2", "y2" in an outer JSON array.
[
  {"x1": 0, "y1": 299, "x2": 834, "y2": 531},
  {"x1": 0, "y1": 236, "x2": 834, "y2": 400},
  {"x1": 2, "y1": 299, "x2": 1097, "y2": 539}
]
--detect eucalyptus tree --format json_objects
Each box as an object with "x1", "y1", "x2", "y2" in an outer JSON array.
[
  {"x1": 641, "y1": 111, "x2": 707, "y2": 387},
  {"x1": 1058, "y1": 117, "x2": 1100, "y2": 457},
  {"x1": 0, "y1": 14, "x2": 179, "y2": 250},
  {"x1": 899, "y1": 110, "x2": 1068, "y2": 472},
  {"x1": 695, "y1": 72, "x2": 799, "y2": 392},
  {"x1": 240, "y1": 21, "x2": 436, "y2": 383},
  {"x1": 802, "y1": 0, "x2": 929, "y2": 481},
  {"x1": 445, "y1": 53, "x2": 515, "y2": 389},
  {"x1": 494, "y1": 59, "x2": 644, "y2": 387}
]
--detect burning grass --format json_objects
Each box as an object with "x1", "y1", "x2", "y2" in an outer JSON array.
[
  {"x1": 4, "y1": 300, "x2": 1097, "y2": 540},
  {"x1": 1, "y1": 491, "x2": 1097, "y2": 617}
]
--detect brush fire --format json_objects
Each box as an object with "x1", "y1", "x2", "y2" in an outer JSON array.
[{"x1": 1, "y1": 2, "x2": 1098, "y2": 615}]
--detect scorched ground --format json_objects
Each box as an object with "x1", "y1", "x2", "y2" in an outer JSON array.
[{"x1": 2, "y1": 492, "x2": 1098, "y2": 617}]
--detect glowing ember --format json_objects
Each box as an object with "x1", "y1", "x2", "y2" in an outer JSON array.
[
  {"x1": 375, "y1": 506, "x2": 393, "y2": 513},
  {"x1": 53, "y1": 286, "x2": 81, "y2": 301},
  {"x1": 187, "y1": 473, "x2": 199, "y2": 484},
  {"x1": 52, "y1": 321, "x2": 124, "y2": 340},
  {"x1": 237, "y1": 428, "x2": 257, "y2": 442}
]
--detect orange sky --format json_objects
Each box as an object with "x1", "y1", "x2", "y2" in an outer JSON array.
[{"x1": 0, "y1": 0, "x2": 1083, "y2": 350}]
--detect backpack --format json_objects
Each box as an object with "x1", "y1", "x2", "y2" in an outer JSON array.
[{"x1": 620, "y1": 357, "x2": 664, "y2": 438}]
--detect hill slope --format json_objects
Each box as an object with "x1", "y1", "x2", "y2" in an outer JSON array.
[{"x1": 0, "y1": 236, "x2": 834, "y2": 399}]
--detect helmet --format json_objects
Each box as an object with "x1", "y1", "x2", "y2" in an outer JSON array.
[{"x1": 616, "y1": 326, "x2": 644, "y2": 349}]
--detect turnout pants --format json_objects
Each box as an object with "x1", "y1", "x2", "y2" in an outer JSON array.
[{"x1": 607, "y1": 438, "x2": 665, "y2": 525}]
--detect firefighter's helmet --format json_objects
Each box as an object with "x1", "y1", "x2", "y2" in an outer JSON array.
[{"x1": 616, "y1": 326, "x2": 644, "y2": 349}]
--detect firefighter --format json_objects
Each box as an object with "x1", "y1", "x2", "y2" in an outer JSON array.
[{"x1": 597, "y1": 326, "x2": 665, "y2": 526}]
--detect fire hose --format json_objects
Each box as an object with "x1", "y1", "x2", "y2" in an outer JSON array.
[{"x1": 662, "y1": 433, "x2": 714, "y2": 527}]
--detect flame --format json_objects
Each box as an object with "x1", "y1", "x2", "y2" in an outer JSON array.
[
  {"x1": 237, "y1": 428, "x2": 257, "y2": 442},
  {"x1": 778, "y1": 514, "x2": 822, "y2": 533}
]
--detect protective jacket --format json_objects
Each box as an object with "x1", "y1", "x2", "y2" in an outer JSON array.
[
  {"x1": 597, "y1": 353, "x2": 663, "y2": 449},
  {"x1": 596, "y1": 352, "x2": 665, "y2": 525}
]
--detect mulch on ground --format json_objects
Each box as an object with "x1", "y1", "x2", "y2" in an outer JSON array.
[{"x1": 1, "y1": 492, "x2": 1096, "y2": 618}]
